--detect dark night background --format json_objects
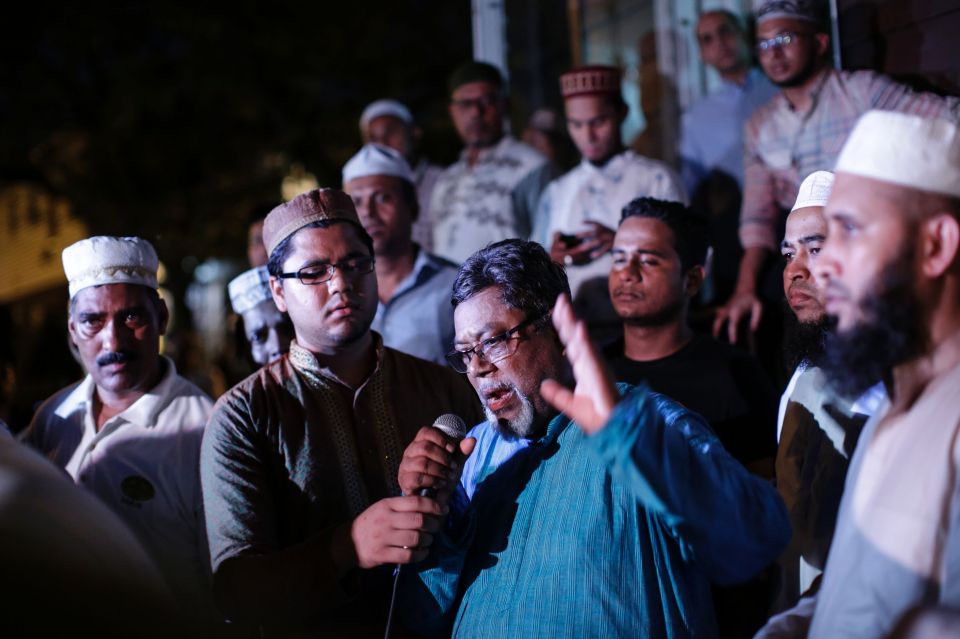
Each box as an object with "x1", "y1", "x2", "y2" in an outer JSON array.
[{"x1": 0, "y1": 0, "x2": 572, "y2": 430}]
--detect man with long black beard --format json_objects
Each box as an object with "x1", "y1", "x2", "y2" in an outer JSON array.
[
  {"x1": 758, "y1": 110, "x2": 960, "y2": 638},
  {"x1": 773, "y1": 170, "x2": 884, "y2": 612},
  {"x1": 713, "y1": 0, "x2": 959, "y2": 345}
]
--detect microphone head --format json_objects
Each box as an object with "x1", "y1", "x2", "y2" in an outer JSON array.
[{"x1": 432, "y1": 413, "x2": 467, "y2": 441}]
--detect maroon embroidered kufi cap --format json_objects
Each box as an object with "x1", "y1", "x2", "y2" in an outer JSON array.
[
  {"x1": 263, "y1": 188, "x2": 361, "y2": 257},
  {"x1": 559, "y1": 65, "x2": 622, "y2": 99}
]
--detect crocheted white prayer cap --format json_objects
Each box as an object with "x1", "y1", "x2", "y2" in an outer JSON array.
[
  {"x1": 228, "y1": 266, "x2": 273, "y2": 315},
  {"x1": 359, "y1": 99, "x2": 413, "y2": 136},
  {"x1": 62, "y1": 236, "x2": 159, "y2": 299},
  {"x1": 791, "y1": 170, "x2": 835, "y2": 212},
  {"x1": 835, "y1": 110, "x2": 960, "y2": 198},
  {"x1": 342, "y1": 143, "x2": 415, "y2": 185}
]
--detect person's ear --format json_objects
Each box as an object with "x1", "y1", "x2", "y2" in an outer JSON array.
[
  {"x1": 269, "y1": 276, "x2": 288, "y2": 312},
  {"x1": 684, "y1": 265, "x2": 706, "y2": 298},
  {"x1": 813, "y1": 32, "x2": 830, "y2": 58},
  {"x1": 920, "y1": 213, "x2": 960, "y2": 278},
  {"x1": 156, "y1": 297, "x2": 170, "y2": 336}
]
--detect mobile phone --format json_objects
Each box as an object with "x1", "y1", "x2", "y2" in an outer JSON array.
[{"x1": 559, "y1": 233, "x2": 582, "y2": 248}]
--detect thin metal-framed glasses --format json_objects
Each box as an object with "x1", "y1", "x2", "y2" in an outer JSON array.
[
  {"x1": 756, "y1": 31, "x2": 805, "y2": 54},
  {"x1": 446, "y1": 312, "x2": 549, "y2": 373},
  {"x1": 277, "y1": 255, "x2": 375, "y2": 285}
]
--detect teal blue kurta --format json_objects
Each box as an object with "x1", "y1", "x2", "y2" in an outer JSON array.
[{"x1": 402, "y1": 385, "x2": 790, "y2": 638}]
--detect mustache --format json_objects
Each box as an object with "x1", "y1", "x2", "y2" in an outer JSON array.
[{"x1": 96, "y1": 351, "x2": 137, "y2": 367}]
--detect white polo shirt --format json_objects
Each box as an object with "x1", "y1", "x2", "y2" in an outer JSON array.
[{"x1": 23, "y1": 357, "x2": 216, "y2": 623}]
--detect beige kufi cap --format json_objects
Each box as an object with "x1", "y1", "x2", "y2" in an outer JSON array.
[
  {"x1": 228, "y1": 266, "x2": 273, "y2": 315},
  {"x1": 791, "y1": 170, "x2": 835, "y2": 212},
  {"x1": 834, "y1": 110, "x2": 960, "y2": 198},
  {"x1": 262, "y1": 188, "x2": 361, "y2": 258},
  {"x1": 62, "y1": 236, "x2": 159, "y2": 299}
]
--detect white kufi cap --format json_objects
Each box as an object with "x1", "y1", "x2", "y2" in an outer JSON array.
[
  {"x1": 359, "y1": 99, "x2": 413, "y2": 136},
  {"x1": 342, "y1": 143, "x2": 415, "y2": 185},
  {"x1": 791, "y1": 170, "x2": 835, "y2": 212},
  {"x1": 228, "y1": 266, "x2": 274, "y2": 315},
  {"x1": 62, "y1": 236, "x2": 159, "y2": 299},
  {"x1": 835, "y1": 110, "x2": 960, "y2": 198}
]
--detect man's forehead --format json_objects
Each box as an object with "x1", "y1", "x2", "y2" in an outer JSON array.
[
  {"x1": 454, "y1": 287, "x2": 522, "y2": 335},
  {"x1": 785, "y1": 206, "x2": 827, "y2": 235},
  {"x1": 368, "y1": 114, "x2": 407, "y2": 131},
  {"x1": 825, "y1": 172, "x2": 911, "y2": 220},
  {"x1": 452, "y1": 81, "x2": 499, "y2": 99},
  {"x1": 697, "y1": 12, "x2": 733, "y2": 35},
  {"x1": 72, "y1": 283, "x2": 153, "y2": 309},
  {"x1": 756, "y1": 16, "x2": 810, "y2": 37},
  {"x1": 344, "y1": 174, "x2": 406, "y2": 194},
  {"x1": 288, "y1": 223, "x2": 366, "y2": 258}
]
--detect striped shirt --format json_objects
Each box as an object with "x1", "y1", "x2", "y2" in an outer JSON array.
[
  {"x1": 403, "y1": 385, "x2": 791, "y2": 638},
  {"x1": 741, "y1": 68, "x2": 960, "y2": 250}
]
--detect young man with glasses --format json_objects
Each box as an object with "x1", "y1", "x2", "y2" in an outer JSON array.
[
  {"x1": 713, "y1": 0, "x2": 959, "y2": 345},
  {"x1": 429, "y1": 60, "x2": 546, "y2": 264},
  {"x1": 396, "y1": 239, "x2": 790, "y2": 637},
  {"x1": 200, "y1": 188, "x2": 483, "y2": 637}
]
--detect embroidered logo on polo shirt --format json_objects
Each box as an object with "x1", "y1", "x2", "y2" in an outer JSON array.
[{"x1": 120, "y1": 475, "x2": 156, "y2": 507}]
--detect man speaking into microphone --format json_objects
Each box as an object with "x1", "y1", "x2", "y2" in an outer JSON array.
[
  {"x1": 200, "y1": 189, "x2": 482, "y2": 638},
  {"x1": 397, "y1": 239, "x2": 790, "y2": 638}
]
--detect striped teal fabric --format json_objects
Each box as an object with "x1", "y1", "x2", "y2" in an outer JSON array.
[{"x1": 403, "y1": 385, "x2": 790, "y2": 638}]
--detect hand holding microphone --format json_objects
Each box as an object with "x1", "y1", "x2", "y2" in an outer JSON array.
[{"x1": 398, "y1": 414, "x2": 475, "y2": 508}]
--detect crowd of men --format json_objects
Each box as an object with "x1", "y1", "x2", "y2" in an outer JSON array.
[{"x1": 2, "y1": 0, "x2": 960, "y2": 637}]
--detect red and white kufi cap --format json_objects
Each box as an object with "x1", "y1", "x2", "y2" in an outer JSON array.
[{"x1": 560, "y1": 66, "x2": 622, "y2": 99}]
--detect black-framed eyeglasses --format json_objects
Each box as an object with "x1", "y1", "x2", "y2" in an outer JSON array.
[
  {"x1": 277, "y1": 256, "x2": 375, "y2": 286},
  {"x1": 756, "y1": 31, "x2": 806, "y2": 53},
  {"x1": 450, "y1": 94, "x2": 502, "y2": 113},
  {"x1": 446, "y1": 312, "x2": 549, "y2": 373}
]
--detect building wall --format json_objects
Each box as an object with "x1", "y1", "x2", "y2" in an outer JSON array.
[
  {"x1": 838, "y1": 0, "x2": 960, "y2": 94},
  {"x1": 0, "y1": 183, "x2": 88, "y2": 304}
]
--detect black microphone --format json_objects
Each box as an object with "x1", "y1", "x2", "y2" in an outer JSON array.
[
  {"x1": 417, "y1": 413, "x2": 467, "y2": 499},
  {"x1": 385, "y1": 413, "x2": 467, "y2": 639}
]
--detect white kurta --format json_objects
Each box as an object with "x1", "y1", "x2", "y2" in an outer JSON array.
[
  {"x1": 807, "y1": 357, "x2": 960, "y2": 638},
  {"x1": 23, "y1": 357, "x2": 216, "y2": 623},
  {"x1": 430, "y1": 135, "x2": 545, "y2": 264},
  {"x1": 534, "y1": 150, "x2": 687, "y2": 297}
]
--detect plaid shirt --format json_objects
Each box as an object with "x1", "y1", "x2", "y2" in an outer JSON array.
[{"x1": 741, "y1": 68, "x2": 960, "y2": 250}]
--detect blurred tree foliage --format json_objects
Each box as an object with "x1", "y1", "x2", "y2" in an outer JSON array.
[{"x1": 0, "y1": 0, "x2": 472, "y2": 286}]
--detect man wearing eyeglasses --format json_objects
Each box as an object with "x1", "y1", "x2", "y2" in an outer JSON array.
[
  {"x1": 713, "y1": 0, "x2": 959, "y2": 345},
  {"x1": 429, "y1": 61, "x2": 546, "y2": 264},
  {"x1": 396, "y1": 239, "x2": 790, "y2": 637},
  {"x1": 200, "y1": 188, "x2": 483, "y2": 637}
]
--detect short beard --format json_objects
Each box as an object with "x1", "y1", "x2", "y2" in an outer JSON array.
[
  {"x1": 621, "y1": 296, "x2": 685, "y2": 328},
  {"x1": 772, "y1": 54, "x2": 821, "y2": 89},
  {"x1": 819, "y1": 255, "x2": 928, "y2": 399},
  {"x1": 482, "y1": 383, "x2": 537, "y2": 440},
  {"x1": 783, "y1": 307, "x2": 827, "y2": 371}
]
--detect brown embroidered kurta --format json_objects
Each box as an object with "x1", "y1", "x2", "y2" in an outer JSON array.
[{"x1": 201, "y1": 335, "x2": 483, "y2": 637}]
